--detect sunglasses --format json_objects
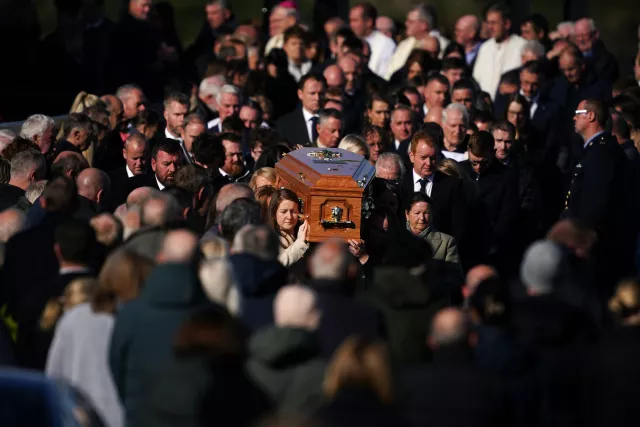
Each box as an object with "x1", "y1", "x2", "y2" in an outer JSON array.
[{"x1": 574, "y1": 109, "x2": 588, "y2": 115}]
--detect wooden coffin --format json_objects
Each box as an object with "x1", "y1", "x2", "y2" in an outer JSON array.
[{"x1": 275, "y1": 148, "x2": 375, "y2": 242}]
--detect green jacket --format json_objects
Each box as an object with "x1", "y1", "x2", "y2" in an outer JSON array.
[
  {"x1": 246, "y1": 326, "x2": 326, "y2": 417},
  {"x1": 361, "y1": 266, "x2": 449, "y2": 366}
]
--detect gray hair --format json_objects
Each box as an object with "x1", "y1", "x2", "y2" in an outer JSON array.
[
  {"x1": 521, "y1": 40, "x2": 546, "y2": 59},
  {"x1": 19, "y1": 114, "x2": 54, "y2": 142},
  {"x1": 520, "y1": 240, "x2": 568, "y2": 295},
  {"x1": 273, "y1": 4, "x2": 298, "y2": 20},
  {"x1": 199, "y1": 75, "x2": 227, "y2": 99},
  {"x1": 319, "y1": 108, "x2": 342, "y2": 126},
  {"x1": 376, "y1": 152, "x2": 406, "y2": 178},
  {"x1": 0, "y1": 129, "x2": 16, "y2": 153},
  {"x1": 413, "y1": 3, "x2": 435, "y2": 29},
  {"x1": 556, "y1": 21, "x2": 575, "y2": 35},
  {"x1": 0, "y1": 209, "x2": 26, "y2": 243},
  {"x1": 141, "y1": 192, "x2": 181, "y2": 227},
  {"x1": 26, "y1": 180, "x2": 47, "y2": 204},
  {"x1": 442, "y1": 103, "x2": 470, "y2": 127},
  {"x1": 207, "y1": 0, "x2": 230, "y2": 9},
  {"x1": 231, "y1": 225, "x2": 280, "y2": 261},
  {"x1": 578, "y1": 18, "x2": 596, "y2": 32},
  {"x1": 10, "y1": 149, "x2": 45, "y2": 180},
  {"x1": 199, "y1": 258, "x2": 240, "y2": 316},
  {"x1": 310, "y1": 240, "x2": 351, "y2": 281},
  {"x1": 115, "y1": 84, "x2": 143, "y2": 101},
  {"x1": 274, "y1": 285, "x2": 321, "y2": 331},
  {"x1": 216, "y1": 84, "x2": 242, "y2": 106}
]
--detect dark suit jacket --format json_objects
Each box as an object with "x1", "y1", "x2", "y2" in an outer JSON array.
[
  {"x1": 310, "y1": 280, "x2": 382, "y2": 359},
  {"x1": 74, "y1": 195, "x2": 102, "y2": 221},
  {"x1": 400, "y1": 347, "x2": 509, "y2": 427},
  {"x1": 0, "y1": 183, "x2": 26, "y2": 212},
  {"x1": 460, "y1": 160, "x2": 519, "y2": 253},
  {"x1": 127, "y1": 171, "x2": 161, "y2": 193},
  {"x1": 401, "y1": 170, "x2": 467, "y2": 242},
  {"x1": 15, "y1": 270, "x2": 94, "y2": 371},
  {"x1": 275, "y1": 108, "x2": 312, "y2": 146},
  {"x1": 54, "y1": 139, "x2": 82, "y2": 155},
  {"x1": 108, "y1": 166, "x2": 132, "y2": 210},
  {"x1": 585, "y1": 40, "x2": 619, "y2": 85},
  {"x1": 0, "y1": 213, "x2": 68, "y2": 315}
]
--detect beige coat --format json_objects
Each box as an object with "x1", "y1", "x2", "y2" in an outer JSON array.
[
  {"x1": 278, "y1": 233, "x2": 308, "y2": 267},
  {"x1": 423, "y1": 230, "x2": 464, "y2": 293}
]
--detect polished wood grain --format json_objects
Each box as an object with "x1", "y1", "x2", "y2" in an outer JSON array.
[{"x1": 275, "y1": 149, "x2": 371, "y2": 242}]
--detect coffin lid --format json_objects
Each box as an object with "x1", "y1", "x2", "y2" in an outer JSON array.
[{"x1": 275, "y1": 148, "x2": 375, "y2": 191}]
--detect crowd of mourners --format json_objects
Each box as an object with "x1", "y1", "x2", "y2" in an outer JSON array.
[{"x1": 1, "y1": 0, "x2": 640, "y2": 426}]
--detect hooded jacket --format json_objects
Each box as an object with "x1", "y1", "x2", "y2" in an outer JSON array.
[
  {"x1": 361, "y1": 266, "x2": 449, "y2": 365},
  {"x1": 247, "y1": 326, "x2": 326, "y2": 417},
  {"x1": 229, "y1": 254, "x2": 288, "y2": 331},
  {"x1": 109, "y1": 263, "x2": 209, "y2": 426}
]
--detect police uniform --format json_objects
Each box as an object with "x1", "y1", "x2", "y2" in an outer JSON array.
[{"x1": 563, "y1": 131, "x2": 626, "y2": 230}]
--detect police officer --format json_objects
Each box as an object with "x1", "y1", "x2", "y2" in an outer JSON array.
[{"x1": 564, "y1": 99, "x2": 635, "y2": 288}]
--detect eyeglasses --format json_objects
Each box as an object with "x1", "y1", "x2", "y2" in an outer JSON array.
[{"x1": 574, "y1": 109, "x2": 588, "y2": 116}]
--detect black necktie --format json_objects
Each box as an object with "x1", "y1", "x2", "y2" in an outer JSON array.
[
  {"x1": 419, "y1": 178, "x2": 428, "y2": 194},
  {"x1": 310, "y1": 116, "x2": 319, "y2": 144}
]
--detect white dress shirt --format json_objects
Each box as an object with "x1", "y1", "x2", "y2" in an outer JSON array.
[
  {"x1": 207, "y1": 117, "x2": 221, "y2": 131},
  {"x1": 155, "y1": 175, "x2": 165, "y2": 191},
  {"x1": 264, "y1": 33, "x2": 284, "y2": 56},
  {"x1": 365, "y1": 30, "x2": 396, "y2": 78},
  {"x1": 302, "y1": 108, "x2": 318, "y2": 143},
  {"x1": 288, "y1": 59, "x2": 312, "y2": 82},
  {"x1": 125, "y1": 164, "x2": 134, "y2": 178},
  {"x1": 441, "y1": 150, "x2": 468, "y2": 162},
  {"x1": 165, "y1": 128, "x2": 192, "y2": 163},
  {"x1": 472, "y1": 34, "x2": 527, "y2": 100},
  {"x1": 413, "y1": 169, "x2": 434, "y2": 196},
  {"x1": 520, "y1": 89, "x2": 539, "y2": 119}
]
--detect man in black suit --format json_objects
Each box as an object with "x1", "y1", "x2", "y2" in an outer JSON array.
[
  {"x1": 574, "y1": 18, "x2": 619, "y2": 85},
  {"x1": 517, "y1": 60, "x2": 561, "y2": 163},
  {"x1": 0, "y1": 149, "x2": 46, "y2": 212},
  {"x1": 75, "y1": 168, "x2": 110, "y2": 221},
  {"x1": 313, "y1": 108, "x2": 343, "y2": 148},
  {"x1": 460, "y1": 131, "x2": 519, "y2": 271},
  {"x1": 549, "y1": 49, "x2": 612, "y2": 163},
  {"x1": 108, "y1": 133, "x2": 150, "y2": 210},
  {"x1": 206, "y1": 84, "x2": 241, "y2": 133},
  {"x1": 184, "y1": 0, "x2": 235, "y2": 65},
  {"x1": 213, "y1": 132, "x2": 251, "y2": 192},
  {"x1": 400, "y1": 308, "x2": 508, "y2": 427},
  {"x1": 401, "y1": 130, "x2": 467, "y2": 242},
  {"x1": 0, "y1": 177, "x2": 78, "y2": 321},
  {"x1": 128, "y1": 138, "x2": 183, "y2": 192},
  {"x1": 308, "y1": 240, "x2": 381, "y2": 359},
  {"x1": 162, "y1": 92, "x2": 191, "y2": 164},
  {"x1": 53, "y1": 113, "x2": 95, "y2": 157},
  {"x1": 390, "y1": 106, "x2": 413, "y2": 159},
  {"x1": 276, "y1": 73, "x2": 327, "y2": 146},
  {"x1": 15, "y1": 219, "x2": 96, "y2": 370}
]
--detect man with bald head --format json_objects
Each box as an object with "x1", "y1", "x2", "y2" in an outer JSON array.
[
  {"x1": 110, "y1": 225, "x2": 207, "y2": 426},
  {"x1": 76, "y1": 168, "x2": 111, "y2": 219},
  {"x1": 323, "y1": 65, "x2": 345, "y2": 91},
  {"x1": 550, "y1": 48, "x2": 611, "y2": 133},
  {"x1": 463, "y1": 264, "x2": 498, "y2": 301},
  {"x1": 424, "y1": 106, "x2": 443, "y2": 126},
  {"x1": 573, "y1": 18, "x2": 618, "y2": 84},
  {"x1": 400, "y1": 307, "x2": 508, "y2": 427},
  {"x1": 108, "y1": 133, "x2": 150, "y2": 210},
  {"x1": 309, "y1": 239, "x2": 380, "y2": 358},
  {"x1": 455, "y1": 15, "x2": 483, "y2": 67}
]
